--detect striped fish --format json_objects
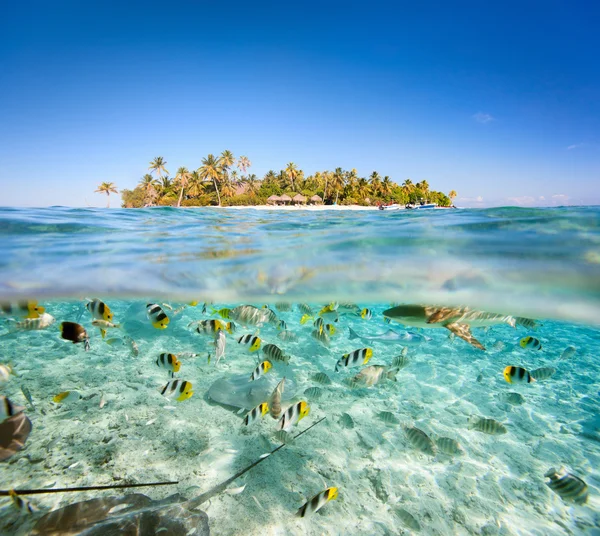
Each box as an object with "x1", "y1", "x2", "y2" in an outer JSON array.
[
  {"x1": 160, "y1": 379, "x2": 194, "y2": 402},
  {"x1": 156, "y1": 353, "x2": 181, "y2": 373},
  {"x1": 312, "y1": 372, "x2": 332, "y2": 385},
  {"x1": 530, "y1": 366, "x2": 556, "y2": 381},
  {"x1": 436, "y1": 437, "x2": 462, "y2": 455},
  {"x1": 11, "y1": 313, "x2": 55, "y2": 331},
  {"x1": 277, "y1": 401, "x2": 309, "y2": 431},
  {"x1": 86, "y1": 298, "x2": 113, "y2": 322},
  {"x1": 277, "y1": 330, "x2": 298, "y2": 342},
  {"x1": 146, "y1": 303, "x2": 169, "y2": 329},
  {"x1": 405, "y1": 427, "x2": 436, "y2": 454},
  {"x1": 0, "y1": 301, "x2": 45, "y2": 319},
  {"x1": 545, "y1": 467, "x2": 588, "y2": 504},
  {"x1": 296, "y1": 487, "x2": 338, "y2": 517},
  {"x1": 275, "y1": 302, "x2": 293, "y2": 312},
  {"x1": 360, "y1": 308, "x2": 372, "y2": 320},
  {"x1": 468, "y1": 416, "x2": 507, "y2": 435},
  {"x1": 262, "y1": 343, "x2": 290, "y2": 364},
  {"x1": 1, "y1": 396, "x2": 24, "y2": 423},
  {"x1": 237, "y1": 334, "x2": 261, "y2": 352},
  {"x1": 192, "y1": 319, "x2": 226, "y2": 335},
  {"x1": 297, "y1": 303, "x2": 313, "y2": 316},
  {"x1": 243, "y1": 402, "x2": 269, "y2": 426},
  {"x1": 520, "y1": 336, "x2": 542, "y2": 350},
  {"x1": 250, "y1": 361, "x2": 272, "y2": 381},
  {"x1": 378, "y1": 411, "x2": 400, "y2": 425},
  {"x1": 310, "y1": 329, "x2": 330, "y2": 347},
  {"x1": 335, "y1": 348, "x2": 373, "y2": 372},
  {"x1": 230, "y1": 305, "x2": 270, "y2": 327},
  {"x1": 503, "y1": 366, "x2": 535, "y2": 384}
]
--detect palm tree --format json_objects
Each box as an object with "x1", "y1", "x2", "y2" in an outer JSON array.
[
  {"x1": 156, "y1": 176, "x2": 174, "y2": 201},
  {"x1": 356, "y1": 177, "x2": 371, "y2": 202},
  {"x1": 187, "y1": 170, "x2": 204, "y2": 198},
  {"x1": 285, "y1": 162, "x2": 299, "y2": 192},
  {"x1": 369, "y1": 172, "x2": 382, "y2": 197},
  {"x1": 95, "y1": 182, "x2": 118, "y2": 208},
  {"x1": 244, "y1": 174, "x2": 260, "y2": 195},
  {"x1": 331, "y1": 167, "x2": 346, "y2": 204},
  {"x1": 237, "y1": 155, "x2": 251, "y2": 174},
  {"x1": 381, "y1": 176, "x2": 393, "y2": 197},
  {"x1": 175, "y1": 166, "x2": 191, "y2": 207},
  {"x1": 219, "y1": 150, "x2": 235, "y2": 182},
  {"x1": 149, "y1": 156, "x2": 169, "y2": 180},
  {"x1": 199, "y1": 154, "x2": 223, "y2": 206},
  {"x1": 416, "y1": 180, "x2": 430, "y2": 202},
  {"x1": 449, "y1": 190, "x2": 457, "y2": 204}
]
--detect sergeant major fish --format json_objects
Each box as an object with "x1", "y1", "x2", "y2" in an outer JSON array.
[
  {"x1": 262, "y1": 343, "x2": 290, "y2": 364},
  {"x1": 269, "y1": 378, "x2": 286, "y2": 419},
  {"x1": 352, "y1": 365, "x2": 397, "y2": 387},
  {"x1": 545, "y1": 467, "x2": 588, "y2": 504},
  {"x1": 9, "y1": 313, "x2": 55, "y2": 331}
]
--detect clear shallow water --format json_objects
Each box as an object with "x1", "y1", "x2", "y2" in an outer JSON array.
[{"x1": 0, "y1": 207, "x2": 599, "y2": 535}]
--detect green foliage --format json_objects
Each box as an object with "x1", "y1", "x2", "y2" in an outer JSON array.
[{"x1": 122, "y1": 153, "x2": 457, "y2": 209}]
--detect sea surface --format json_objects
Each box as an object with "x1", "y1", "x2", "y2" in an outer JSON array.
[{"x1": 0, "y1": 206, "x2": 599, "y2": 535}]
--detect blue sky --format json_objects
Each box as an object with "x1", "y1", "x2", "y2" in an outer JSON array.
[{"x1": 1, "y1": 1, "x2": 598, "y2": 207}]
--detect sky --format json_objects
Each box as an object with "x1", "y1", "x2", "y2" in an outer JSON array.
[{"x1": 0, "y1": 1, "x2": 598, "y2": 207}]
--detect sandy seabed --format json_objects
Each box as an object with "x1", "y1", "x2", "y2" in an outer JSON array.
[{"x1": 1, "y1": 302, "x2": 599, "y2": 535}]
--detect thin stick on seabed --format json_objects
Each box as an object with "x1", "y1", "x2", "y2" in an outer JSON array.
[
  {"x1": 0, "y1": 481, "x2": 179, "y2": 497},
  {"x1": 186, "y1": 416, "x2": 327, "y2": 508}
]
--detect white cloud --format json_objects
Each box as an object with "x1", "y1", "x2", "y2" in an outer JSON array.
[
  {"x1": 552, "y1": 194, "x2": 568, "y2": 200},
  {"x1": 473, "y1": 112, "x2": 494, "y2": 124},
  {"x1": 567, "y1": 144, "x2": 583, "y2": 150},
  {"x1": 506, "y1": 196, "x2": 536, "y2": 206},
  {"x1": 456, "y1": 195, "x2": 485, "y2": 207}
]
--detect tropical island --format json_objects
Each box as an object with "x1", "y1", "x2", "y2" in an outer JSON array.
[{"x1": 98, "y1": 151, "x2": 457, "y2": 208}]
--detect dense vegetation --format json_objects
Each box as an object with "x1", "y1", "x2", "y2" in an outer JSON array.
[{"x1": 118, "y1": 151, "x2": 457, "y2": 208}]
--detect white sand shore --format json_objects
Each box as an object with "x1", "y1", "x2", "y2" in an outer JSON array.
[{"x1": 224, "y1": 204, "x2": 380, "y2": 211}]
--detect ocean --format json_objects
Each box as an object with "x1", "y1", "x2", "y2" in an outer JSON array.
[{"x1": 0, "y1": 206, "x2": 599, "y2": 535}]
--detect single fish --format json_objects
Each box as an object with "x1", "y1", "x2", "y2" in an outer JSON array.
[
  {"x1": 348, "y1": 326, "x2": 428, "y2": 345},
  {"x1": 243, "y1": 402, "x2": 269, "y2": 426},
  {"x1": 277, "y1": 330, "x2": 298, "y2": 342},
  {"x1": 160, "y1": 379, "x2": 194, "y2": 402},
  {"x1": 10, "y1": 313, "x2": 55, "y2": 331},
  {"x1": 86, "y1": 298, "x2": 114, "y2": 322},
  {"x1": 59, "y1": 322, "x2": 90, "y2": 351},
  {"x1": 230, "y1": 305, "x2": 271, "y2": 327},
  {"x1": 360, "y1": 308, "x2": 373, "y2": 320},
  {"x1": 0, "y1": 301, "x2": 45, "y2": 319},
  {"x1": 0, "y1": 364, "x2": 13, "y2": 383},
  {"x1": 238, "y1": 334, "x2": 261, "y2": 352},
  {"x1": 352, "y1": 365, "x2": 397, "y2": 387},
  {"x1": 382, "y1": 304, "x2": 521, "y2": 350},
  {"x1": 1, "y1": 395, "x2": 24, "y2": 423},
  {"x1": 262, "y1": 343, "x2": 290, "y2": 364},
  {"x1": 436, "y1": 437, "x2": 462, "y2": 455},
  {"x1": 91, "y1": 319, "x2": 120, "y2": 339},
  {"x1": 156, "y1": 353, "x2": 181, "y2": 373},
  {"x1": 468, "y1": 416, "x2": 507, "y2": 435},
  {"x1": 250, "y1": 361, "x2": 272, "y2": 381},
  {"x1": 296, "y1": 487, "x2": 338, "y2": 517},
  {"x1": 335, "y1": 348, "x2": 373, "y2": 372},
  {"x1": 311, "y1": 329, "x2": 330, "y2": 347},
  {"x1": 269, "y1": 378, "x2": 286, "y2": 419},
  {"x1": 275, "y1": 302, "x2": 293, "y2": 312},
  {"x1": 9, "y1": 490, "x2": 34, "y2": 514},
  {"x1": 503, "y1": 366, "x2": 535, "y2": 385},
  {"x1": 277, "y1": 401, "x2": 309, "y2": 431},
  {"x1": 312, "y1": 372, "x2": 332, "y2": 385},
  {"x1": 520, "y1": 336, "x2": 542, "y2": 350},
  {"x1": 378, "y1": 411, "x2": 400, "y2": 425},
  {"x1": 530, "y1": 366, "x2": 556, "y2": 381},
  {"x1": 20, "y1": 386, "x2": 35, "y2": 410},
  {"x1": 213, "y1": 329, "x2": 227, "y2": 365},
  {"x1": 297, "y1": 303, "x2": 313, "y2": 316},
  {"x1": 560, "y1": 346, "x2": 576, "y2": 360},
  {"x1": 304, "y1": 386, "x2": 323, "y2": 399},
  {"x1": 53, "y1": 391, "x2": 81, "y2": 404},
  {"x1": 497, "y1": 392, "x2": 526, "y2": 405},
  {"x1": 405, "y1": 426, "x2": 435, "y2": 454},
  {"x1": 146, "y1": 303, "x2": 170, "y2": 329},
  {"x1": 545, "y1": 467, "x2": 588, "y2": 504}
]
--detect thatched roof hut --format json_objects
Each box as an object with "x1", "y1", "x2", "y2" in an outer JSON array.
[
  {"x1": 292, "y1": 194, "x2": 307, "y2": 204},
  {"x1": 310, "y1": 195, "x2": 323, "y2": 204},
  {"x1": 280, "y1": 194, "x2": 292, "y2": 203},
  {"x1": 267, "y1": 195, "x2": 281, "y2": 205}
]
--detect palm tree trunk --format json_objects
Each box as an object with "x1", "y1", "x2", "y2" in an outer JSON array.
[
  {"x1": 324, "y1": 179, "x2": 328, "y2": 202},
  {"x1": 335, "y1": 190, "x2": 339, "y2": 205},
  {"x1": 177, "y1": 186, "x2": 184, "y2": 208},
  {"x1": 106, "y1": 192, "x2": 110, "y2": 209},
  {"x1": 213, "y1": 179, "x2": 222, "y2": 206}
]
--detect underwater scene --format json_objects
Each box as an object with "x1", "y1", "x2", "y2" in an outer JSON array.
[{"x1": 1, "y1": 207, "x2": 599, "y2": 535}]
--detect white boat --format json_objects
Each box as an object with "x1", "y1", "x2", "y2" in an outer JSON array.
[
  {"x1": 406, "y1": 203, "x2": 437, "y2": 210},
  {"x1": 378, "y1": 204, "x2": 402, "y2": 211}
]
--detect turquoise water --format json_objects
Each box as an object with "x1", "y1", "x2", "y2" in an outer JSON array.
[{"x1": 1, "y1": 207, "x2": 599, "y2": 535}]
